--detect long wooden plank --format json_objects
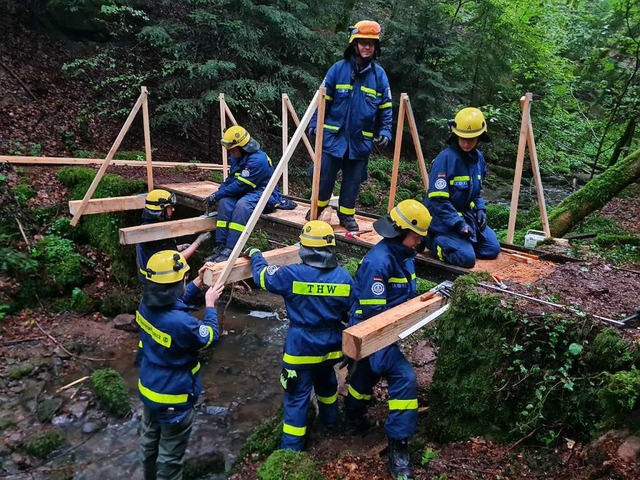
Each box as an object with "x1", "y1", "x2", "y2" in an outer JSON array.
[
  {"x1": 310, "y1": 87, "x2": 326, "y2": 220},
  {"x1": 282, "y1": 95, "x2": 289, "y2": 195},
  {"x1": 119, "y1": 216, "x2": 216, "y2": 245},
  {"x1": 0, "y1": 156, "x2": 224, "y2": 170},
  {"x1": 388, "y1": 93, "x2": 407, "y2": 212},
  {"x1": 69, "y1": 195, "x2": 146, "y2": 215},
  {"x1": 342, "y1": 295, "x2": 447, "y2": 360},
  {"x1": 141, "y1": 87, "x2": 154, "y2": 190},
  {"x1": 203, "y1": 245, "x2": 300, "y2": 286},
  {"x1": 404, "y1": 95, "x2": 430, "y2": 190},
  {"x1": 526, "y1": 110, "x2": 551, "y2": 237},
  {"x1": 284, "y1": 96, "x2": 316, "y2": 161}
]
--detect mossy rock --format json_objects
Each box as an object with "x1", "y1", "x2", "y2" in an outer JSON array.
[
  {"x1": 257, "y1": 450, "x2": 327, "y2": 480},
  {"x1": 9, "y1": 362, "x2": 35, "y2": 380},
  {"x1": 99, "y1": 286, "x2": 140, "y2": 317},
  {"x1": 32, "y1": 236, "x2": 87, "y2": 289},
  {"x1": 183, "y1": 451, "x2": 226, "y2": 479},
  {"x1": 597, "y1": 367, "x2": 640, "y2": 430},
  {"x1": 239, "y1": 407, "x2": 283, "y2": 458},
  {"x1": 24, "y1": 429, "x2": 65, "y2": 458},
  {"x1": 91, "y1": 369, "x2": 131, "y2": 418}
]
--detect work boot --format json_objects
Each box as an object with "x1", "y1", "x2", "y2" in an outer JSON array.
[
  {"x1": 213, "y1": 247, "x2": 233, "y2": 263},
  {"x1": 205, "y1": 244, "x2": 225, "y2": 262},
  {"x1": 388, "y1": 438, "x2": 412, "y2": 479},
  {"x1": 338, "y1": 214, "x2": 359, "y2": 232},
  {"x1": 305, "y1": 206, "x2": 325, "y2": 221}
]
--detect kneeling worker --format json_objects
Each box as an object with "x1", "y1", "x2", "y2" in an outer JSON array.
[
  {"x1": 245, "y1": 220, "x2": 354, "y2": 451},
  {"x1": 346, "y1": 199, "x2": 431, "y2": 479}
]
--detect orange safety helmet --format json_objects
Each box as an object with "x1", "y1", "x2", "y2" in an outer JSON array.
[{"x1": 348, "y1": 20, "x2": 381, "y2": 44}]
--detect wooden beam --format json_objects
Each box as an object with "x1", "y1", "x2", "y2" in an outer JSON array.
[
  {"x1": 71, "y1": 89, "x2": 146, "y2": 226},
  {"x1": 282, "y1": 94, "x2": 289, "y2": 195},
  {"x1": 284, "y1": 95, "x2": 316, "y2": 161},
  {"x1": 119, "y1": 216, "x2": 216, "y2": 245},
  {"x1": 404, "y1": 94, "x2": 430, "y2": 190},
  {"x1": 507, "y1": 93, "x2": 532, "y2": 243},
  {"x1": 342, "y1": 295, "x2": 447, "y2": 360},
  {"x1": 203, "y1": 245, "x2": 301, "y2": 286},
  {"x1": 141, "y1": 86, "x2": 154, "y2": 190},
  {"x1": 310, "y1": 87, "x2": 326, "y2": 220},
  {"x1": 69, "y1": 195, "x2": 146, "y2": 215},
  {"x1": 0, "y1": 156, "x2": 224, "y2": 170},
  {"x1": 215, "y1": 89, "x2": 321, "y2": 286},
  {"x1": 388, "y1": 93, "x2": 407, "y2": 212},
  {"x1": 526, "y1": 110, "x2": 551, "y2": 237}
]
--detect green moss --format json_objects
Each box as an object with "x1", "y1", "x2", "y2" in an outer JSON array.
[
  {"x1": 416, "y1": 277, "x2": 437, "y2": 295},
  {"x1": 593, "y1": 234, "x2": 640, "y2": 247},
  {"x1": 586, "y1": 329, "x2": 634, "y2": 372},
  {"x1": 573, "y1": 214, "x2": 625, "y2": 236},
  {"x1": 99, "y1": 286, "x2": 140, "y2": 316},
  {"x1": 239, "y1": 407, "x2": 282, "y2": 458},
  {"x1": 210, "y1": 171, "x2": 224, "y2": 183},
  {"x1": 32, "y1": 236, "x2": 88, "y2": 289},
  {"x1": 24, "y1": 429, "x2": 65, "y2": 458},
  {"x1": 342, "y1": 257, "x2": 361, "y2": 278},
  {"x1": 597, "y1": 368, "x2": 640, "y2": 430},
  {"x1": 13, "y1": 182, "x2": 36, "y2": 205},
  {"x1": 358, "y1": 187, "x2": 378, "y2": 207},
  {"x1": 257, "y1": 450, "x2": 326, "y2": 480},
  {"x1": 91, "y1": 368, "x2": 131, "y2": 417},
  {"x1": 9, "y1": 362, "x2": 35, "y2": 379},
  {"x1": 369, "y1": 169, "x2": 390, "y2": 184}
]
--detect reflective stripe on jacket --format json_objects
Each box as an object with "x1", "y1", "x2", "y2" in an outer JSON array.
[
  {"x1": 309, "y1": 56, "x2": 393, "y2": 160},
  {"x1": 137, "y1": 282, "x2": 218, "y2": 411},
  {"x1": 425, "y1": 144, "x2": 487, "y2": 239},
  {"x1": 249, "y1": 253, "x2": 354, "y2": 370},
  {"x1": 349, "y1": 238, "x2": 417, "y2": 326}
]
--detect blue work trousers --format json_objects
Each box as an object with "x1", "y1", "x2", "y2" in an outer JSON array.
[
  {"x1": 346, "y1": 344, "x2": 418, "y2": 440},
  {"x1": 281, "y1": 365, "x2": 339, "y2": 451},
  {"x1": 318, "y1": 152, "x2": 368, "y2": 216},
  {"x1": 427, "y1": 225, "x2": 500, "y2": 268},
  {"x1": 215, "y1": 191, "x2": 263, "y2": 250}
]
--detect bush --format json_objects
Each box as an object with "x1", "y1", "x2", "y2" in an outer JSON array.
[
  {"x1": 32, "y1": 236, "x2": 88, "y2": 289},
  {"x1": 91, "y1": 368, "x2": 131, "y2": 417},
  {"x1": 24, "y1": 429, "x2": 65, "y2": 458},
  {"x1": 258, "y1": 450, "x2": 326, "y2": 480},
  {"x1": 598, "y1": 368, "x2": 640, "y2": 430}
]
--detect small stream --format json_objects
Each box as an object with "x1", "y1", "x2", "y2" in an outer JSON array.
[{"x1": 4, "y1": 304, "x2": 286, "y2": 480}]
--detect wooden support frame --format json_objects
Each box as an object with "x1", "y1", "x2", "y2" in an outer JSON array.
[
  {"x1": 218, "y1": 93, "x2": 238, "y2": 181},
  {"x1": 70, "y1": 86, "x2": 152, "y2": 226},
  {"x1": 342, "y1": 294, "x2": 447, "y2": 360},
  {"x1": 388, "y1": 93, "x2": 430, "y2": 212},
  {"x1": 281, "y1": 94, "x2": 317, "y2": 195},
  {"x1": 507, "y1": 92, "x2": 551, "y2": 243},
  {"x1": 0, "y1": 155, "x2": 224, "y2": 170},
  {"x1": 203, "y1": 245, "x2": 301, "y2": 285},
  {"x1": 309, "y1": 88, "x2": 326, "y2": 220},
  {"x1": 119, "y1": 215, "x2": 217, "y2": 245},
  {"x1": 69, "y1": 194, "x2": 146, "y2": 215},
  {"x1": 207, "y1": 89, "x2": 322, "y2": 286}
]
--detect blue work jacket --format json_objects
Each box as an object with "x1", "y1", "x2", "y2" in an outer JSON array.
[
  {"x1": 310, "y1": 56, "x2": 393, "y2": 160},
  {"x1": 349, "y1": 238, "x2": 417, "y2": 326},
  {"x1": 425, "y1": 144, "x2": 488, "y2": 241},
  {"x1": 137, "y1": 282, "x2": 218, "y2": 414},
  {"x1": 249, "y1": 252, "x2": 354, "y2": 370}
]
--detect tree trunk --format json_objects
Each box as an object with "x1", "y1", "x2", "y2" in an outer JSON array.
[
  {"x1": 547, "y1": 147, "x2": 640, "y2": 237},
  {"x1": 608, "y1": 116, "x2": 637, "y2": 167}
]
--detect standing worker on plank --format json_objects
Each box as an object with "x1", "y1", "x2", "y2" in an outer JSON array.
[
  {"x1": 345, "y1": 199, "x2": 431, "y2": 480},
  {"x1": 204, "y1": 126, "x2": 296, "y2": 263},
  {"x1": 137, "y1": 251, "x2": 224, "y2": 480},
  {"x1": 306, "y1": 20, "x2": 393, "y2": 232},
  {"x1": 245, "y1": 221, "x2": 354, "y2": 451},
  {"x1": 423, "y1": 107, "x2": 500, "y2": 267}
]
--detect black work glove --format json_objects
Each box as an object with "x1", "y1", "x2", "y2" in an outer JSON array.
[
  {"x1": 476, "y1": 210, "x2": 487, "y2": 231},
  {"x1": 203, "y1": 194, "x2": 217, "y2": 208},
  {"x1": 242, "y1": 247, "x2": 260, "y2": 259},
  {"x1": 307, "y1": 127, "x2": 316, "y2": 142},
  {"x1": 416, "y1": 236, "x2": 427, "y2": 254},
  {"x1": 374, "y1": 135, "x2": 390, "y2": 147},
  {"x1": 456, "y1": 222, "x2": 472, "y2": 238}
]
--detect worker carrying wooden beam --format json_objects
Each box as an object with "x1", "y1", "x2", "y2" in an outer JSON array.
[
  {"x1": 243, "y1": 220, "x2": 354, "y2": 452},
  {"x1": 203, "y1": 125, "x2": 296, "y2": 262},
  {"x1": 423, "y1": 107, "x2": 501, "y2": 267},
  {"x1": 344, "y1": 199, "x2": 432, "y2": 479}
]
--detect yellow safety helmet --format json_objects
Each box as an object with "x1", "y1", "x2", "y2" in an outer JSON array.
[
  {"x1": 450, "y1": 107, "x2": 488, "y2": 139},
  {"x1": 221, "y1": 125, "x2": 251, "y2": 150},
  {"x1": 299, "y1": 220, "x2": 336, "y2": 248},
  {"x1": 145, "y1": 189, "x2": 177, "y2": 211},
  {"x1": 348, "y1": 20, "x2": 381, "y2": 44},
  {"x1": 374, "y1": 200, "x2": 432, "y2": 238},
  {"x1": 143, "y1": 250, "x2": 190, "y2": 284}
]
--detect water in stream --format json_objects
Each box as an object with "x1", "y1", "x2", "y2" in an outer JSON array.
[{"x1": 7, "y1": 305, "x2": 286, "y2": 480}]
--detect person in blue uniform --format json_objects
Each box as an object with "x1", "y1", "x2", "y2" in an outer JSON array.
[
  {"x1": 345, "y1": 199, "x2": 431, "y2": 480},
  {"x1": 137, "y1": 250, "x2": 224, "y2": 480},
  {"x1": 423, "y1": 107, "x2": 500, "y2": 268},
  {"x1": 306, "y1": 20, "x2": 393, "y2": 232},
  {"x1": 245, "y1": 220, "x2": 354, "y2": 451},
  {"x1": 204, "y1": 126, "x2": 295, "y2": 262},
  {"x1": 136, "y1": 189, "x2": 211, "y2": 283}
]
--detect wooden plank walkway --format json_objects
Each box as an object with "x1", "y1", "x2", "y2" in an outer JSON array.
[{"x1": 161, "y1": 181, "x2": 557, "y2": 284}]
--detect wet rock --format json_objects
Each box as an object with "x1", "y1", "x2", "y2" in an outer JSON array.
[
  {"x1": 112, "y1": 313, "x2": 137, "y2": 333},
  {"x1": 82, "y1": 420, "x2": 106, "y2": 434},
  {"x1": 184, "y1": 450, "x2": 226, "y2": 477},
  {"x1": 54, "y1": 347, "x2": 71, "y2": 360},
  {"x1": 36, "y1": 397, "x2": 63, "y2": 423},
  {"x1": 68, "y1": 400, "x2": 89, "y2": 419},
  {"x1": 51, "y1": 414, "x2": 75, "y2": 427},
  {"x1": 617, "y1": 435, "x2": 640, "y2": 462}
]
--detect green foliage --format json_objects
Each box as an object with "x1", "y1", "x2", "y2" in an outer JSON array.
[
  {"x1": 342, "y1": 257, "x2": 361, "y2": 278},
  {"x1": 239, "y1": 407, "x2": 282, "y2": 459},
  {"x1": 99, "y1": 287, "x2": 140, "y2": 317},
  {"x1": 416, "y1": 277, "x2": 437, "y2": 295},
  {"x1": 32, "y1": 236, "x2": 88, "y2": 289},
  {"x1": 421, "y1": 447, "x2": 439, "y2": 467},
  {"x1": 91, "y1": 368, "x2": 131, "y2": 417},
  {"x1": 9, "y1": 363, "x2": 35, "y2": 380},
  {"x1": 0, "y1": 235, "x2": 38, "y2": 277},
  {"x1": 13, "y1": 180, "x2": 36, "y2": 205},
  {"x1": 257, "y1": 449, "x2": 326, "y2": 480},
  {"x1": 586, "y1": 329, "x2": 634, "y2": 372},
  {"x1": 23, "y1": 429, "x2": 65, "y2": 458},
  {"x1": 67, "y1": 287, "x2": 93, "y2": 314},
  {"x1": 573, "y1": 214, "x2": 625, "y2": 236},
  {"x1": 598, "y1": 368, "x2": 640, "y2": 430},
  {"x1": 47, "y1": 217, "x2": 75, "y2": 239}
]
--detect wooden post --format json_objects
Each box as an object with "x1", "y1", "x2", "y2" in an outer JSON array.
[
  {"x1": 526, "y1": 110, "x2": 551, "y2": 237},
  {"x1": 404, "y1": 95, "x2": 429, "y2": 190},
  {"x1": 506, "y1": 93, "x2": 531, "y2": 243},
  {"x1": 141, "y1": 87, "x2": 154, "y2": 191},
  {"x1": 388, "y1": 93, "x2": 407, "y2": 212},
  {"x1": 310, "y1": 88, "x2": 326, "y2": 220},
  {"x1": 213, "y1": 89, "x2": 321, "y2": 286},
  {"x1": 284, "y1": 96, "x2": 316, "y2": 161},
  {"x1": 218, "y1": 93, "x2": 228, "y2": 180},
  {"x1": 281, "y1": 95, "x2": 289, "y2": 195},
  {"x1": 70, "y1": 89, "x2": 145, "y2": 226}
]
